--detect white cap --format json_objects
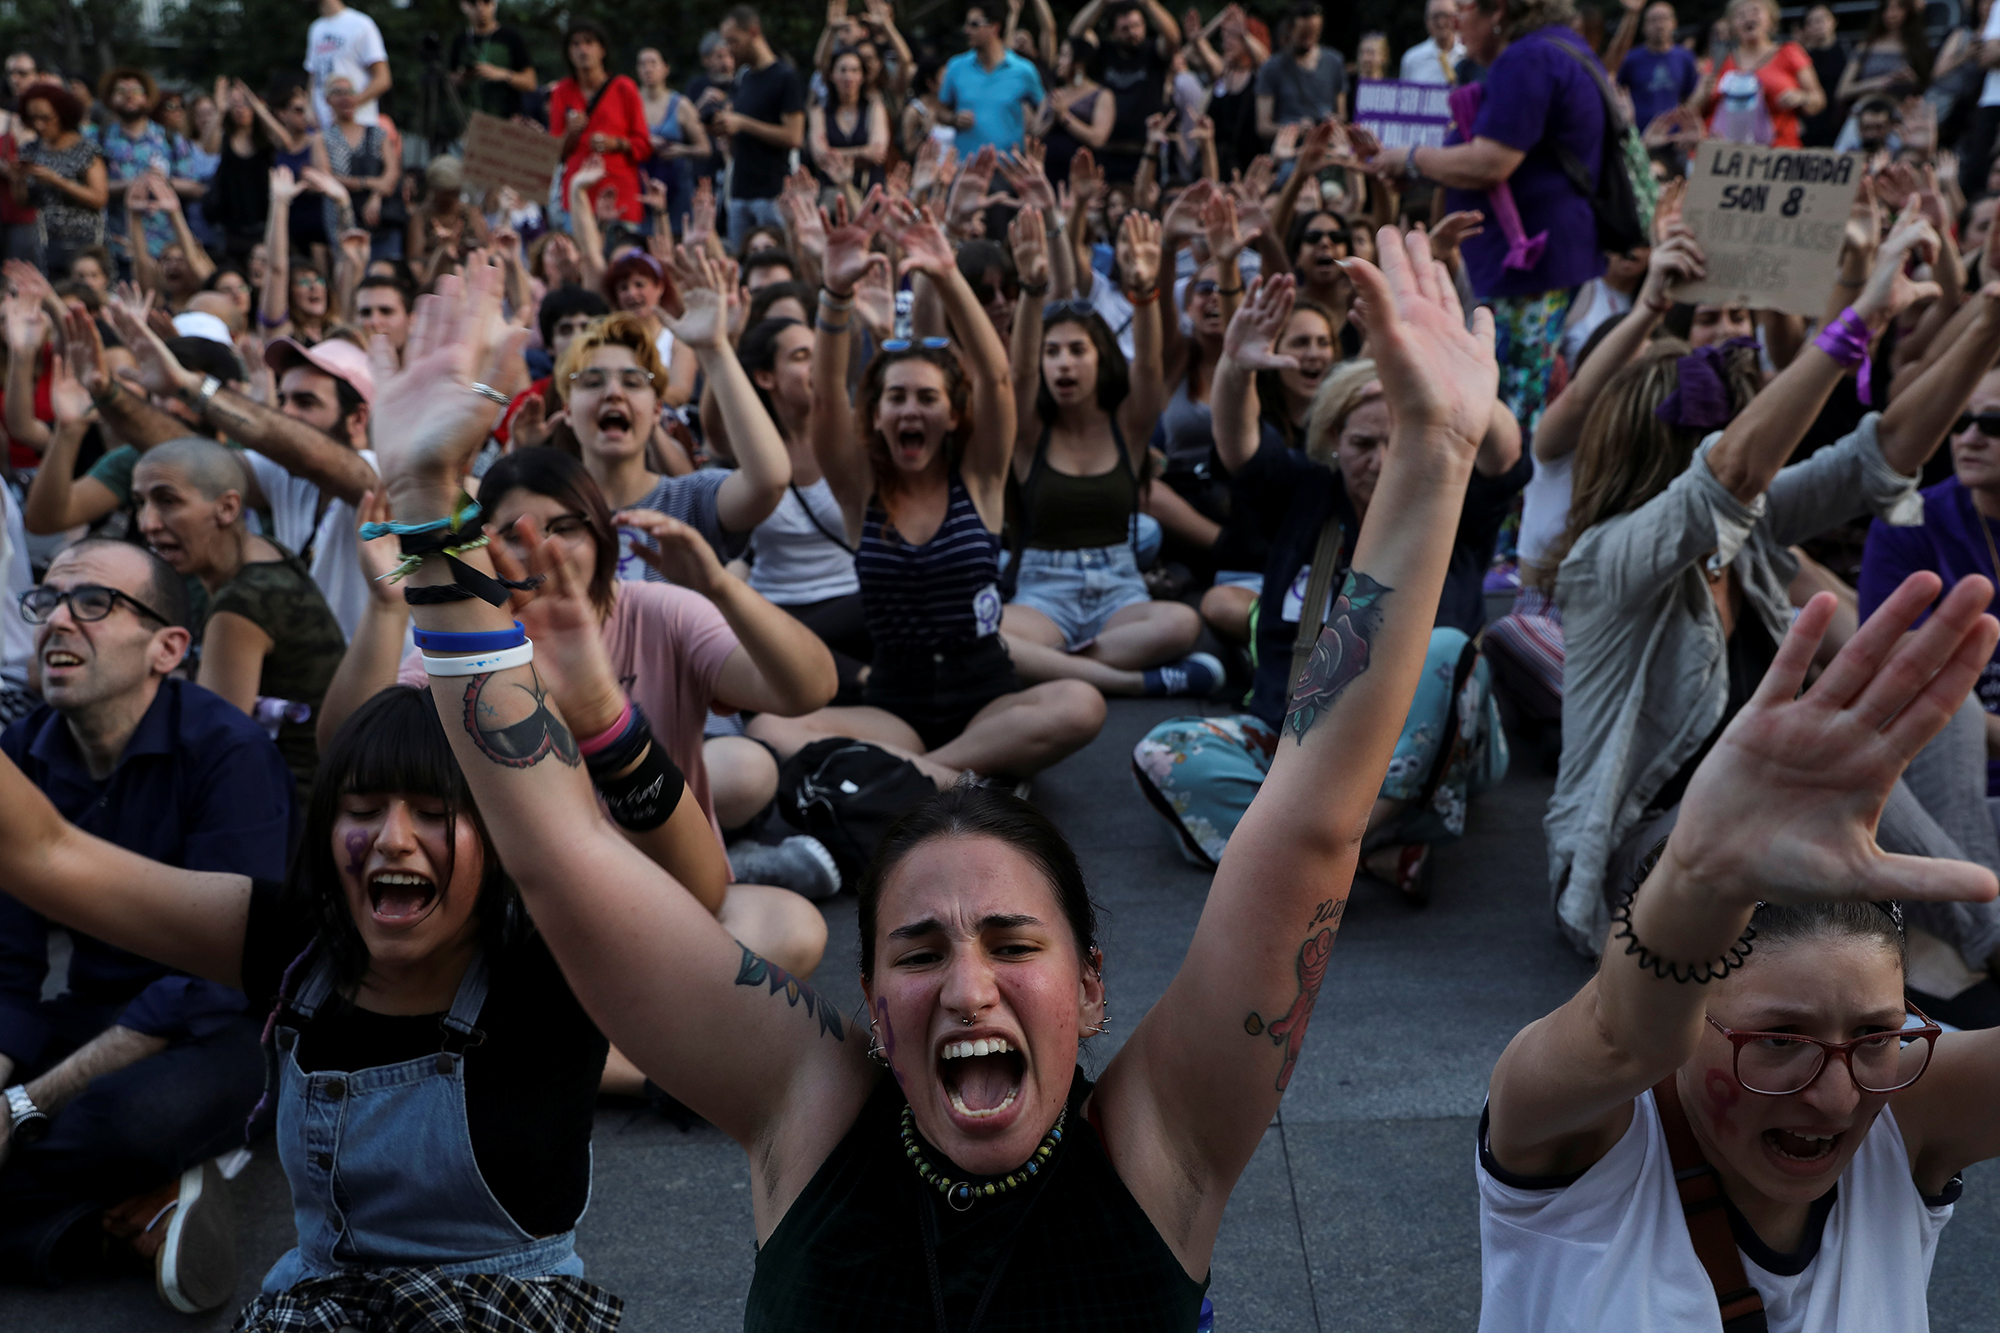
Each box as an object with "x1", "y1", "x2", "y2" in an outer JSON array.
[{"x1": 171, "y1": 311, "x2": 235, "y2": 348}]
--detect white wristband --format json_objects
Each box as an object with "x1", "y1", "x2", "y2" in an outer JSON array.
[{"x1": 421, "y1": 642, "x2": 536, "y2": 677}]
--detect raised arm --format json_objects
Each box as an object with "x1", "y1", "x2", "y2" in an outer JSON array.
[
  {"x1": 1210, "y1": 274, "x2": 1295, "y2": 473},
  {"x1": 22, "y1": 354, "x2": 121, "y2": 535},
  {"x1": 1876, "y1": 281, "x2": 2000, "y2": 476},
  {"x1": 810, "y1": 195, "x2": 888, "y2": 541},
  {"x1": 258, "y1": 168, "x2": 300, "y2": 335},
  {"x1": 1094, "y1": 230, "x2": 1499, "y2": 1271},
  {"x1": 0, "y1": 751, "x2": 250, "y2": 989},
  {"x1": 63, "y1": 306, "x2": 183, "y2": 450},
  {"x1": 1116, "y1": 210, "x2": 1167, "y2": 449},
  {"x1": 1008, "y1": 204, "x2": 1049, "y2": 464},
  {"x1": 316, "y1": 492, "x2": 409, "y2": 750},
  {"x1": 1, "y1": 295, "x2": 49, "y2": 455},
  {"x1": 1068, "y1": 0, "x2": 1110, "y2": 40},
  {"x1": 1488, "y1": 573, "x2": 2000, "y2": 1179},
  {"x1": 365, "y1": 268, "x2": 874, "y2": 1210}
]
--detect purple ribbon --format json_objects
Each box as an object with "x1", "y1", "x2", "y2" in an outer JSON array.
[
  {"x1": 1814, "y1": 306, "x2": 1874, "y2": 406},
  {"x1": 1654, "y1": 337, "x2": 1761, "y2": 432},
  {"x1": 1449, "y1": 83, "x2": 1546, "y2": 272}
]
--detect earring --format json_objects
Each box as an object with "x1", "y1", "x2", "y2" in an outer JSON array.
[
  {"x1": 1087, "y1": 1004, "x2": 1111, "y2": 1038},
  {"x1": 866, "y1": 1023, "x2": 889, "y2": 1065}
]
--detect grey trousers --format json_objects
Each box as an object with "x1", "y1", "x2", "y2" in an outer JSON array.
[{"x1": 1606, "y1": 697, "x2": 2000, "y2": 971}]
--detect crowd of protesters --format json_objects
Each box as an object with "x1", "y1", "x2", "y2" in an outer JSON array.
[{"x1": 7, "y1": 0, "x2": 2000, "y2": 1328}]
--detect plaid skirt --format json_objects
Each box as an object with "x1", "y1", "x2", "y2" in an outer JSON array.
[{"x1": 231, "y1": 1269, "x2": 623, "y2": 1333}]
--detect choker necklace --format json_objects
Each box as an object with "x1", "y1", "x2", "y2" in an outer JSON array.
[{"x1": 900, "y1": 1103, "x2": 1065, "y2": 1212}]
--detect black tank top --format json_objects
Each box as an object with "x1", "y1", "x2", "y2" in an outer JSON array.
[
  {"x1": 1020, "y1": 419, "x2": 1139, "y2": 550},
  {"x1": 744, "y1": 1067, "x2": 1210, "y2": 1332}
]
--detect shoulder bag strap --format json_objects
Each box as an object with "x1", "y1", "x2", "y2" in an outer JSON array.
[
  {"x1": 1286, "y1": 517, "x2": 1345, "y2": 697},
  {"x1": 1651, "y1": 1076, "x2": 1770, "y2": 1332}
]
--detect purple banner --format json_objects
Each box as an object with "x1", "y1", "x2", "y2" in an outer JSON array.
[{"x1": 1353, "y1": 79, "x2": 1454, "y2": 151}]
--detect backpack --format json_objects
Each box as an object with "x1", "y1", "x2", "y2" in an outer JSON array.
[
  {"x1": 1547, "y1": 34, "x2": 1657, "y2": 256},
  {"x1": 777, "y1": 738, "x2": 938, "y2": 883}
]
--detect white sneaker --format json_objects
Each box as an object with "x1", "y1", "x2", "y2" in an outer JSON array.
[{"x1": 155, "y1": 1159, "x2": 237, "y2": 1314}]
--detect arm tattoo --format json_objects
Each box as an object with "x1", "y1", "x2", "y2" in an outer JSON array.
[
  {"x1": 458, "y1": 666, "x2": 582, "y2": 769},
  {"x1": 1286, "y1": 570, "x2": 1392, "y2": 744},
  {"x1": 736, "y1": 944, "x2": 847, "y2": 1041},
  {"x1": 1243, "y1": 897, "x2": 1342, "y2": 1091}
]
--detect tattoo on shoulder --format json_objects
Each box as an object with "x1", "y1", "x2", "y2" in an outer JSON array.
[
  {"x1": 1242, "y1": 897, "x2": 1343, "y2": 1091},
  {"x1": 1286, "y1": 570, "x2": 1392, "y2": 744},
  {"x1": 458, "y1": 666, "x2": 582, "y2": 769},
  {"x1": 736, "y1": 944, "x2": 847, "y2": 1042}
]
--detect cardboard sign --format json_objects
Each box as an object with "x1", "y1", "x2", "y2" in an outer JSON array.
[
  {"x1": 460, "y1": 112, "x2": 566, "y2": 201},
  {"x1": 1352, "y1": 79, "x2": 1454, "y2": 152},
  {"x1": 1673, "y1": 140, "x2": 1861, "y2": 317}
]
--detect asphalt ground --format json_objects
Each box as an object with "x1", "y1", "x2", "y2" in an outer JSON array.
[{"x1": 5, "y1": 697, "x2": 1997, "y2": 1331}]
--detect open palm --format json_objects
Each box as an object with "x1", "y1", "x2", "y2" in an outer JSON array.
[
  {"x1": 1222, "y1": 276, "x2": 1300, "y2": 371},
  {"x1": 1345, "y1": 227, "x2": 1496, "y2": 452}
]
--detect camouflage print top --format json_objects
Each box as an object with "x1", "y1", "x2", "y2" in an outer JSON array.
[{"x1": 203, "y1": 545, "x2": 345, "y2": 795}]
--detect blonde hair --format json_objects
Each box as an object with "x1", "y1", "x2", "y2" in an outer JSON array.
[
  {"x1": 1304, "y1": 358, "x2": 1383, "y2": 466},
  {"x1": 552, "y1": 311, "x2": 665, "y2": 405}
]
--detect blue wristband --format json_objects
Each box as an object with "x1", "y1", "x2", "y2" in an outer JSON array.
[{"x1": 411, "y1": 621, "x2": 528, "y2": 653}]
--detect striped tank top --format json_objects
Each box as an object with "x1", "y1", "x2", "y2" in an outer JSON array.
[{"x1": 856, "y1": 473, "x2": 1002, "y2": 648}]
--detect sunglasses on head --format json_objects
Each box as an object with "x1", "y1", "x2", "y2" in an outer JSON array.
[
  {"x1": 884, "y1": 336, "x2": 951, "y2": 352},
  {"x1": 1188, "y1": 279, "x2": 1219, "y2": 297},
  {"x1": 1955, "y1": 411, "x2": 2000, "y2": 437},
  {"x1": 1042, "y1": 298, "x2": 1096, "y2": 323}
]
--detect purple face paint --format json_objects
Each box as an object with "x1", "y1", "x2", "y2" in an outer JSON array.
[{"x1": 342, "y1": 829, "x2": 369, "y2": 879}]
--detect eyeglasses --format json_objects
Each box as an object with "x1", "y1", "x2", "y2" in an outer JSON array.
[
  {"x1": 498, "y1": 512, "x2": 592, "y2": 546},
  {"x1": 569, "y1": 368, "x2": 656, "y2": 391},
  {"x1": 1953, "y1": 411, "x2": 2000, "y2": 437},
  {"x1": 972, "y1": 276, "x2": 1020, "y2": 306},
  {"x1": 293, "y1": 272, "x2": 326, "y2": 289},
  {"x1": 22, "y1": 583, "x2": 172, "y2": 628},
  {"x1": 1706, "y1": 1007, "x2": 1941, "y2": 1096}
]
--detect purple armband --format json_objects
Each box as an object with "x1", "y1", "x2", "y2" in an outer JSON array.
[{"x1": 1814, "y1": 306, "x2": 1874, "y2": 405}]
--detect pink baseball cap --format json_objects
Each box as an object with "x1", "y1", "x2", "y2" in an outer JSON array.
[{"x1": 263, "y1": 335, "x2": 376, "y2": 406}]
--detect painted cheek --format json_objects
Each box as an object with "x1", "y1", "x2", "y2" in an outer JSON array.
[
  {"x1": 342, "y1": 829, "x2": 370, "y2": 879},
  {"x1": 1703, "y1": 1067, "x2": 1740, "y2": 1134}
]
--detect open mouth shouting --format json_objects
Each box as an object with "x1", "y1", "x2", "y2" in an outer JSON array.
[
  {"x1": 367, "y1": 869, "x2": 440, "y2": 928},
  {"x1": 937, "y1": 1032, "x2": 1026, "y2": 1126},
  {"x1": 1762, "y1": 1126, "x2": 1844, "y2": 1175},
  {"x1": 893, "y1": 423, "x2": 930, "y2": 464},
  {"x1": 594, "y1": 404, "x2": 635, "y2": 440}
]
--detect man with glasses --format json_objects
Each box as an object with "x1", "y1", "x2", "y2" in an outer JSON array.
[
  {"x1": 0, "y1": 539, "x2": 290, "y2": 1305},
  {"x1": 1399, "y1": 0, "x2": 1465, "y2": 85},
  {"x1": 940, "y1": 2, "x2": 1045, "y2": 157},
  {"x1": 1860, "y1": 365, "x2": 2000, "y2": 817}
]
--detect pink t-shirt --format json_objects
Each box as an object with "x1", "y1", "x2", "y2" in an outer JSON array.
[{"x1": 401, "y1": 581, "x2": 740, "y2": 848}]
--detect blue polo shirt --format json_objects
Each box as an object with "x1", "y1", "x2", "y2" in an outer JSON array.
[
  {"x1": 0, "y1": 678, "x2": 295, "y2": 1066},
  {"x1": 939, "y1": 48, "x2": 1045, "y2": 157}
]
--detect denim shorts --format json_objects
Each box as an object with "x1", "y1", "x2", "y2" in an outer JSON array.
[{"x1": 1010, "y1": 542, "x2": 1152, "y2": 651}]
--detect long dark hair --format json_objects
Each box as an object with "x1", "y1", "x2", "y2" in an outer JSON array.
[
  {"x1": 281, "y1": 687, "x2": 526, "y2": 994},
  {"x1": 1255, "y1": 298, "x2": 1339, "y2": 450},
  {"x1": 1865, "y1": 0, "x2": 1933, "y2": 88},
  {"x1": 740, "y1": 315, "x2": 807, "y2": 429},
  {"x1": 1035, "y1": 307, "x2": 1129, "y2": 424},
  {"x1": 857, "y1": 346, "x2": 975, "y2": 523},
  {"x1": 858, "y1": 785, "x2": 1099, "y2": 979},
  {"x1": 478, "y1": 446, "x2": 620, "y2": 618}
]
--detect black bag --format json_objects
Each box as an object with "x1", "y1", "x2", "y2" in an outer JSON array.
[
  {"x1": 1548, "y1": 35, "x2": 1653, "y2": 256},
  {"x1": 777, "y1": 738, "x2": 937, "y2": 882}
]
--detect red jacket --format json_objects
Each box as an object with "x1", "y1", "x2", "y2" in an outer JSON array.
[{"x1": 549, "y1": 75, "x2": 652, "y2": 223}]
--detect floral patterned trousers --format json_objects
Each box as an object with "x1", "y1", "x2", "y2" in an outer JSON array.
[{"x1": 1131, "y1": 629, "x2": 1508, "y2": 867}]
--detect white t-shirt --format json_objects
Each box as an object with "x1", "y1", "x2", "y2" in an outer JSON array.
[
  {"x1": 305, "y1": 6, "x2": 388, "y2": 128},
  {"x1": 1478, "y1": 1092, "x2": 1953, "y2": 1333},
  {"x1": 1558, "y1": 277, "x2": 1635, "y2": 370},
  {"x1": 1400, "y1": 37, "x2": 1466, "y2": 86},
  {"x1": 244, "y1": 447, "x2": 378, "y2": 643},
  {"x1": 1517, "y1": 450, "x2": 1574, "y2": 568},
  {"x1": 747, "y1": 478, "x2": 859, "y2": 605}
]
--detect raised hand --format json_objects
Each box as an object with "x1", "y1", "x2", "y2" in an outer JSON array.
[
  {"x1": 1009, "y1": 204, "x2": 1050, "y2": 289},
  {"x1": 101, "y1": 301, "x2": 200, "y2": 399},
  {"x1": 301, "y1": 166, "x2": 349, "y2": 205},
  {"x1": 62, "y1": 306, "x2": 110, "y2": 395},
  {"x1": 1068, "y1": 147, "x2": 1103, "y2": 212},
  {"x1": 1161, "y1": 177, "x2": 1216, "y2": 241},
  {"x1": 1344, "y1": 226, "x2": 1498, "y2": 452},
  {"x1": 856, "y1": 256, "x2": 895, "y2": 340},
  {"x1": 1666, "y1": 572, "x2": 2000, "y2": 910},
  {"x1": 1652, "y1": 175, "x2": 1687, "y2": 244},
  {"x1": 486, "y1": 515, "x2": 624, "y2": 734},
  {"x1": 822, "y1": 190, "x2": 891, "y2": 295},
  {"x1": 885, "y1": 159, "x2": 912, "y2": 200},
  {"x1": 640, "y1": 176, "x2": 669, "y2": 217},
  {"x1": 997, "y1": 141, "x2": 1057, "y2": 214},
  {"x1": 5, "y1": 258, "x2": 53, "y2": 305},
  {"x1": 1221, "y1": 274, "x2": 1301, "y2": 370},
  {"x1": 337, "y1": 227, "x2": 372, "y2": 273},
  {"x1": 911, "y1": 138, "x2": 946, "y2": 199},
  {"x1": 1201, "y1": 186, "x2": 1258, "y2": 265},
  {"x1": 354, "y1": 490, "x2": 409, "y2": 607},
  {"x1": 508, "y1": 394, "x2": 564, "y2": 452},
  {"x1": 1638, "y1": 231, "x2": 1706, "y2": 310},
  {"x1": 780, "y1": 188, "x2": 829, "y2": 263},
  {"x1": 1428, "y1": 209, "x2": 1484, "y2": 266},
  {"x1": 48, "y1": 354, "x2": 94, "y2": 426},
  {"x1": 686, "y1": 177, "x2": 717, "y2": 249},
  {"x1": 886, "y1": 198, "x2": 957, "y2": 279},
  {"x1": 269, "y1": 165, "x2": 304, "y2": 205},
  {"x1": 1116, "y1": 210, "x2": 1163, "y2": 294},
  {"x1": 1299, "y1": 119, "x2": 1340, "y2": 170},
  {"x1": 2, "y1": 293, "x2": 44, "y2": 355},
  {"x1": 1855, "y1": 214, "x2": 1942, "y2": 325},
  {"x1": 658, "y1": 244, "x2": 731, "y2": 350}
]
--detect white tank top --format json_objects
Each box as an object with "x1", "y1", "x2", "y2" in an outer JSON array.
[
  {"x1": 1477, "y1": 1092, "x2": 1955, "y2": 1333},
  {"x1": 747, "y1": 477, "x2": 860, "y2": 605}
]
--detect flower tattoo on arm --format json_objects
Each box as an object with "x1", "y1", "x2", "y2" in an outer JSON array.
[
  {"x1": 1286, "y1": 570, "x2": 1392, "y2": 744},
  {"x1": 736, "y1": 944, "x2": 847, "y2": 1042},
  {"x1": 459, "y1": 667, "x2": 583, "y2": 769}
]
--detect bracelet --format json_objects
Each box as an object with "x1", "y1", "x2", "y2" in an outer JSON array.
[
  {"x1": 817, "y1": 319, "x2": 851, "y2": 334},
  {"x1": 1126, "y1": 286, "x2": 1159, "y2": 305},
  {"x1": 820, "y1": 287, "x2": 855, "y2": 309},
  {"x1": 595, "y1": 737, "x2": 686, "y2": 831},
  {"x1": 584, "y1": 701, "x2": 655, "y2": 776},
  {"x1": 412, "y1": 621, "x2": 527, "y2": 653},
  {"x1": 1814, "y1": 304, "x2": 1875, "y2": 404},
  {"x1": 1608, "y1": 872, "x2": 1756, "y2": 985},
  {"x1": 421, "y1": 641, "x2": 536, "y2": 677},
  {"x1": 577, "y1": 698, "x2": 636, "y2": 759},
  {"x1": 1018, "y1": 278, "x2": 1050, "y2": 297}
]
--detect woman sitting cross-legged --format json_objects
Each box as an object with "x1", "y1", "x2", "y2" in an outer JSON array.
[
  {"x1": 0, "y1": 676, "x2": 721, "y2": 1329},
  {"x1": 1481, "y1": 570, "x2": 2000, "y2": 1331},
  {"x1": 359, "y1": 217, "x2": 1510, "y2": 1332},
  {"x1": 746, "y1": 193, "x2": 1105, "y2": 789},
  {"x1": 997, "y1": 206, "x2": 1222, "y2": 699},
  {"x1": 1135, "y1": 275, "x2": 1527, "y2": 901}
]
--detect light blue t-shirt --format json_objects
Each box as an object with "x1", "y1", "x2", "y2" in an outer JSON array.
[{"x1": 939, "y1": 49, "x2": 1044, "y2": 156}]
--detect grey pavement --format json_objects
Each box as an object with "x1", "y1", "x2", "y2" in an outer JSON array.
[{"x1": 4, "y1": 698, "x2": 1998, "y2": 1331}]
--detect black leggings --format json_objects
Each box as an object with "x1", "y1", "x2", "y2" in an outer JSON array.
[{"x1": 782, "y1": 593, "x2": 873, "y2": 703}]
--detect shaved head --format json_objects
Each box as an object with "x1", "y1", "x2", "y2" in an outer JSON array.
[{"x1": 135, "y1": 436, "x2": 250, "y2": 504}]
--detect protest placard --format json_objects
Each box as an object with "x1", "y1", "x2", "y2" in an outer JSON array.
[
  {"x1": 1672, "y1": 140, "x2": 1861, "y2": 318},
  {"x1": 460, "y1": 112, "x2": 566, "y2": 202},
  {"x1": 1352, "y1": 79, "x2": 1454, "y2": 151}
]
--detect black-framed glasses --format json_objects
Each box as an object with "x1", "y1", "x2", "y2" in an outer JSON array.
[
  {"x1": 569, "y1": 368, "x2": 656, "y2": 392},
  {"x1": 1953, "y1": 411, "x2": 2000, "y2": 438},
  {"x1": 22, "y1": 584, "x2": 172, "y2": 628},
  {"x1": 1706, "y1": 1006, "x2": 1941, "y2": 1096}
]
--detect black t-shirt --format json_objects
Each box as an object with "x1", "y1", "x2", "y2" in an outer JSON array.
[
  {"x1": 240, "y1": 879, "x2": 608, "y2": 1238},
  {"x1": 1242, "y1": 447, "x2": 1532, "y2": 727},
  {"x1": 1098, "y1": 40, "x2": 1170, "y2": 150},
  {"x1": 729, "y1": 59, "x2": 807, "y2": 201},
  {"x1": 448, "y1": 25, "x2": 534, "y2": 121}
]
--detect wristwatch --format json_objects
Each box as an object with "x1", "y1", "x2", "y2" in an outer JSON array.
[
  {"x1": 1403, "y1": 146, "x2": 1423, "y2": 181},
  {"x1": 187, "y1": 373, "x2": 222, "y2": 416},
  {"x1": 4, "y1": 1084, "x2": 48, "y2": 1146}
]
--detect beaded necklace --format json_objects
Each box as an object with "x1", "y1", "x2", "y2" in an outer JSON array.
[{"x1": 899, "y1": 1103, "x2": 1066, "y2": 1212}]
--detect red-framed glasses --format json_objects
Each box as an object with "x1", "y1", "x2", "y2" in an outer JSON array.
[{"x1": 1706, "y1": 1006, "x2": 1941, "y2": 1097}]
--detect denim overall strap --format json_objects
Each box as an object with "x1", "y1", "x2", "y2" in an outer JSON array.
[{"x1": 262, "y1": 950, "x2": 583, "y2": 1295}]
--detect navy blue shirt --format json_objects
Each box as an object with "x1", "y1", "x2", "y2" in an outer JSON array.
[
  {"x1": 0, "y1": 678, "x2": 294, "y2": 1066},
  {"x1": 1618, "y1": 45, "x2": 1699, "y2": 133}
]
